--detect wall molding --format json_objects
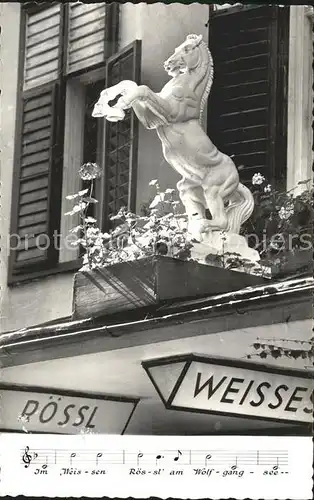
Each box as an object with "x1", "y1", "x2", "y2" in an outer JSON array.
[{"x1": 286, "y1": 6, "x2": 314, "y2": 191}]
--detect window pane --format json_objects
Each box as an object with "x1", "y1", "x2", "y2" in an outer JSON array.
[{"x1": 59, "y1": 78, "x2": 105, "y2": 263}]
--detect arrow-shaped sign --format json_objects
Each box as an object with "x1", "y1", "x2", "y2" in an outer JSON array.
[{"x1": 142, "y1": 354, "x2": 314, "y2": 425}]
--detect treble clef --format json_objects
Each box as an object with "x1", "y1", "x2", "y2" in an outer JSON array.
[{"x1": 22, "y1": 446, "x2": 33, "y2": 468}]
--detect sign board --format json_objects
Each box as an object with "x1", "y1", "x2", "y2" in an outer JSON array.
[
  {"x1": 0, "y1": 384, "x2": 139, "y2": 434},
  {"x1": 142, "y1": 354, "x2": 314, "y2": 425}
]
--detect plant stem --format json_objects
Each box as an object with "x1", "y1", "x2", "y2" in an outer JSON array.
[{"x1": 83, "y1": 179, "x2": 94, "y2": 269}]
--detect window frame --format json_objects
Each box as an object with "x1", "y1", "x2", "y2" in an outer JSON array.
[
  {"x1": 99, "y1": 41, "x2": 142, "y2": 232},
  {"x1": 8, "y1": 2, "x2": 119, "y2": 285}
]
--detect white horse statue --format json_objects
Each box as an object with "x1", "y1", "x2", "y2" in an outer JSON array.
[{"x1": 92, "y1": 34, "x2": 255, "y2": 244}]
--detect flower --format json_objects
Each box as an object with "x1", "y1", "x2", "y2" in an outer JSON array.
[
  {"x1": 149, "y1": 193, "x2": 165, "y2": 208},
  {"x1": 264, "y1": 184, "x2": 272, "y2": 193},
  {"x1": 252, "y1": 173, "x2": 266, "y2": 185},
  {"x1": 278, "y1": 205, "x2": 294, "y2": 220},
  {"x1": 79, "y1": 162, "x2": 102, "y2": 180}
]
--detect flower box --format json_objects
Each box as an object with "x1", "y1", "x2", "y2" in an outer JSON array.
[
  {"x1": 72, "y1": 256, "x2": 267, "y2": 320},
  {"x1": 267, "y1": 249, "x2": 312, "y2": 278}
]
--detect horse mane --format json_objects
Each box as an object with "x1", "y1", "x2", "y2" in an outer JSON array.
[{"x1": 199, "y1": 42, "x2": 214, "y2": 126}]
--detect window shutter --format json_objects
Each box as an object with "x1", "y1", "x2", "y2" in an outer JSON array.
[
  {"x1": 9, "y1": 83, "x2": 62, "y2": 277},
  {"x1": 102, "y1": 41, "x2": 142, "y2": 227},
  {"x1": 207, "y1": 5, "x2": 289, "y2": 187},
  {"x1": 23, "y1": 3, "x2": 62, "y2": 91},
  {"x1": 67, "y1": 2, "x2": 108, "y2": 74}
]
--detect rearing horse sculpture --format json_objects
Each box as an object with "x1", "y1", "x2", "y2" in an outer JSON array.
[{"x1": 93, "y1": 34, "x2": 254, "y2": 237}]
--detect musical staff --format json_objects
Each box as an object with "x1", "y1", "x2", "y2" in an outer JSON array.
[
  {"x1": 22, "y1": 446, "x2": 38, "y2": 468},
  {"x1": 20, "y1": 446, "x2": 288, "y2": 469},
  {"x1": 1, "y1": 434, "x2": 311, "y2": 500}
]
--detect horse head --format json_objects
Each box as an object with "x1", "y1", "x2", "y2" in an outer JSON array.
[{"x1": 163, "y1": 34, "x2": 204, "y2": 77}]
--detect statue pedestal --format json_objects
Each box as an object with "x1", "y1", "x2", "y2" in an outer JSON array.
[{"x1": 190, "y1": 230, "x2": 271, "y2": 278}]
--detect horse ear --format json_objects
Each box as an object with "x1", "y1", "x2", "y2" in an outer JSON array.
[{"x1": 187, "y1": 34, "x2": 203, "y2": 45}]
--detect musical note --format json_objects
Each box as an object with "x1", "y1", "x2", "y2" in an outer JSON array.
[
  {"x1": 137, "y1": 452, "x2": 143, "y2": 466},
  {"x1": 96, "y1": 452, "x2": 103, "y2": 466},
  {"x1": 70, "y1": 452, "x2": 76, "y2": 466},
  {"x1": 156, "y1": 454, "x2": 164, "y2": 466},
  {"x1": 174, "y1": 450, "x2": 182, "y2": 462},
  {"x1": 205, "y1": 453, "x2": 212, "y2": 466}
]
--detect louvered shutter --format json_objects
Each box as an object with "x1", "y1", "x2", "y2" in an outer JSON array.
[
  {"x1": 67, "y1": 3, "x2": 109, "y2": 74},
  {"x1": 207, "y1": 5, "x2": 289, "y2": 186},
  {"x1": 9, "y1": 83, "x2": 62, "y2": 277},
  {"x1": 102, "y1": 41, "x2": 142, "y2": 227},
  {"x1": 23, "y1": 3, "x2": 62, "y2": 90}
]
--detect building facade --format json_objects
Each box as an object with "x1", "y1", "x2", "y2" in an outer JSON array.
[{"x1": 0, "y1": 3, "x2": 313, "y2": 435}]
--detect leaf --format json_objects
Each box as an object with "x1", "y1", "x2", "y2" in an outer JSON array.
[
  {"x1": 64, "y1": 205, "x2": 83, "y2": 216},
  {"x1": 70, "y1": 240, "x2": 81, "y2": 247},
  {"x1": 66, "y1": 193, "x2": 80, "y2": 200},
  {"x1": 69, "y1": 225, "x2": 83, "y2": 234},
  {"x1": 78, "y1": 188, "x2": 89, "y2": 196},
  {"x1": 76, "y1": 203, "x2": 87, "y2": 213},
  {"x1": 85, "y1": 217, "x2": 97, "y2": 223},
  {"x1": 165, "y1": 188, "x2": 175, "y2": 194},
  {"x1": 298, "y1": 179, "x2": 311, "y2": 185},
  {"x1": 271, "y1": 349, "x2": 282, "y2": 359},
  {"x1": 82, "y1": 197, "x2": 98, "y2": 203},
  {"x1": 149, "y1": 179, "x2": 158, "y2": 186},
  {"x1": 149, "y1": 193, "x2": 165, "y2": 208},
  {"x1": 290, "y1": 349, "x2": 303, "y2": 360}
]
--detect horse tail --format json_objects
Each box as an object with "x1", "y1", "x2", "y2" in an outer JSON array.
[{"x1": 225, "y1": 183, "x2": 254, "y2": 234}]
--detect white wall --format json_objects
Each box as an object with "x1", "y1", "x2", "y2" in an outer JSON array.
[{"x1": 119, "y1": 3, "x2": 209, "y2": 212}]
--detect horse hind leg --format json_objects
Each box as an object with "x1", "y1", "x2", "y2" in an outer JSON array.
[
  {"x1": 203, "y1": 171, "x2": 240, "y2": 230},
  {"x1": 202, "y1": 171, "x2": 239, "y2": 231},
  {"x1": 203, "y1": 185, "x2": 228, "y2": 230},
  {"x1": 177, "y1": 181, "x2": 206, "y2": 220}
]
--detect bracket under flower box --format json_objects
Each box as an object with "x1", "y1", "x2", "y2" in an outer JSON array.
[{"x1": 72, "y1": 256, "x2": 267, "y2": 320}]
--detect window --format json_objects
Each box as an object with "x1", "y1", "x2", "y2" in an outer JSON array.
[
  {"x1": 9, "y1": 2, "x2": 141, "y2": 282},
  {"x1": 207, "y1": 5, "x2": 289, "y2": 188}
]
